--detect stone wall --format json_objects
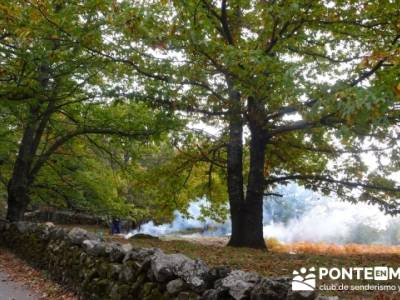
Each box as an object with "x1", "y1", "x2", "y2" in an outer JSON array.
[{"x1": 0, "y1": 220, "x2": 322, "y2": 300}]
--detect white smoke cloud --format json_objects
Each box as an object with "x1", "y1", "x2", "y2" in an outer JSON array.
[
  {"x1": 126, "y1": 199, "x2": 231, "y2": 238},
  {"x1": 127, "y1": 184, "x2": 400, "y2": 245},
  {"x1": 263, "y1": 200, "x2": 390, "y2": 243}
]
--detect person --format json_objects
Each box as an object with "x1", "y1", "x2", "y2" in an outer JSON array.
[{"x1": 111, "y1": 217, "x2": 121, "y2": 235}]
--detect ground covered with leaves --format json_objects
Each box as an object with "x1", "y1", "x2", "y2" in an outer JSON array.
[
  {"x1": 0, "y1": 248, "x2": 77, "y2": 300},
  {"x1": 125, "y1": 236, "x2": 400, "y2": 277}
]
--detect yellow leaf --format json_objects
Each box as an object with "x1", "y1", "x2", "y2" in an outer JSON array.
[{"x1": 394, "y1": 83, "x2": 400, "y2": 97}]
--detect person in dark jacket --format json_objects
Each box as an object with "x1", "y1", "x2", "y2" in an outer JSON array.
[{"x1": 111, "y1": 217, "x2": 121, "y2": 234}]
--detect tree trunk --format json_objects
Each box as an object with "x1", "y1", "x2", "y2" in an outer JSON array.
[
  {"x1": 241, "y1": 131, "x2": 267, "y2": 249},
  {"x1": 6, "y1": 146, "x2": 34, "y2": 221},
  {"x1": 226, "y1": 84, "x2": 246, "y2": 247},
  {"x1": 227, "y1": 96, "x2": 267, "y2": 249},
  {"x1": 6, "y1": 180, "x2": 30, "y2": 221},
  {"x1": 6, "y1": 107, "x2": 38, "y2": 221},
  {"x1": 6, "y1": 60, "x2": 53, "y2": 221}
]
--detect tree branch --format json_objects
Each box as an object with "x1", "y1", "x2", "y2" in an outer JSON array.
[
  {"x1": 264, "y1": 192, "x2": 283, "y2": 197},
  {"x1": 287, "y1": 46, "x2": 361, "y2": 63},
  {"x1": 220, "y1": 0, "x2": 234, "y2": 45},
  {"x1": 269, "y1": 119, "x2": 319, "y2": 135},
  {"x1": 265, "y1": 174, "x2": 400, "y2": 193},
  {"x1": 349, "y1": 34, "x2": 400, "y2": 87},
  {"x1": 29, "y1": 128, "x2": 155, "y2": 179},
  {"x1": 269, "y1": 141, "x2": 396, "y2": 155},
  {"x1": 265, "y1": 99, "x2": 318, "y2": 121}
]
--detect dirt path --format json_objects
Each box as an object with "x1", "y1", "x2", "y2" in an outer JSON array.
[
  {"x1": 0, "y1": 248, "x2": 76, "y2": 300},
  {"x1": 0, "y1": 270, "x2": 40, "y2": 300}
]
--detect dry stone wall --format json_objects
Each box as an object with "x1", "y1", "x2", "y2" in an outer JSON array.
[{"x1": 0, "y1": 220, "x2": 324, "y2": 300}]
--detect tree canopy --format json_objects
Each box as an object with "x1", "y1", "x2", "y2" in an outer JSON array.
[
  {"x1": 1, "y1": 0, "x2": 399, "y2": 248},
  {"x1": 0, "y1": 0, "x2": 181, "y2": 221}
]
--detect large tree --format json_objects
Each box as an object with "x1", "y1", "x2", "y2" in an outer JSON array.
[
  {"x1": 2, "y1": 0, "x2": 400, "y2": 250},
  {"x1": 0, "y1": 0, "x2": 176, "y2": 221},
  {"x1": 110, "y1": 0, "x2": 400, "y2": 248}
]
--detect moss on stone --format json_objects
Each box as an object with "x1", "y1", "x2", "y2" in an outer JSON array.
[{"x1": 0, "y1": 223, "x2": 210, "y2": 300}]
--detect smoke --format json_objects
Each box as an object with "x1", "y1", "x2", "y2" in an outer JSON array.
[
  {"x1": 126, "y1": 199, "x2": 231, "y2": 238},
  {"x1": 127, "y1": 184, "x2": 400, "y2": 245},
  {"x1": 263, "y1": 200, "x2": 393, "y2": 244},
  {"x1": 261, "y1": 184, "x2": 400, "y2": 244}
]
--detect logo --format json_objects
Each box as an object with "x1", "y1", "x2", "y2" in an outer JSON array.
[
  {"x1": 292, "y1": 267, "x2": 316, "y2": 291},
  {"x1": 373, "y1": 267, "x2": 388, "y2": 281},
  {"x1": 292, "y1": 266, "x2": 400, "y2": 292}
]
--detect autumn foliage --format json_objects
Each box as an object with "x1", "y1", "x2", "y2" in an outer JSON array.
[{"x1": 267, "y1": 238, "x2": 400, "y2": 255}]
